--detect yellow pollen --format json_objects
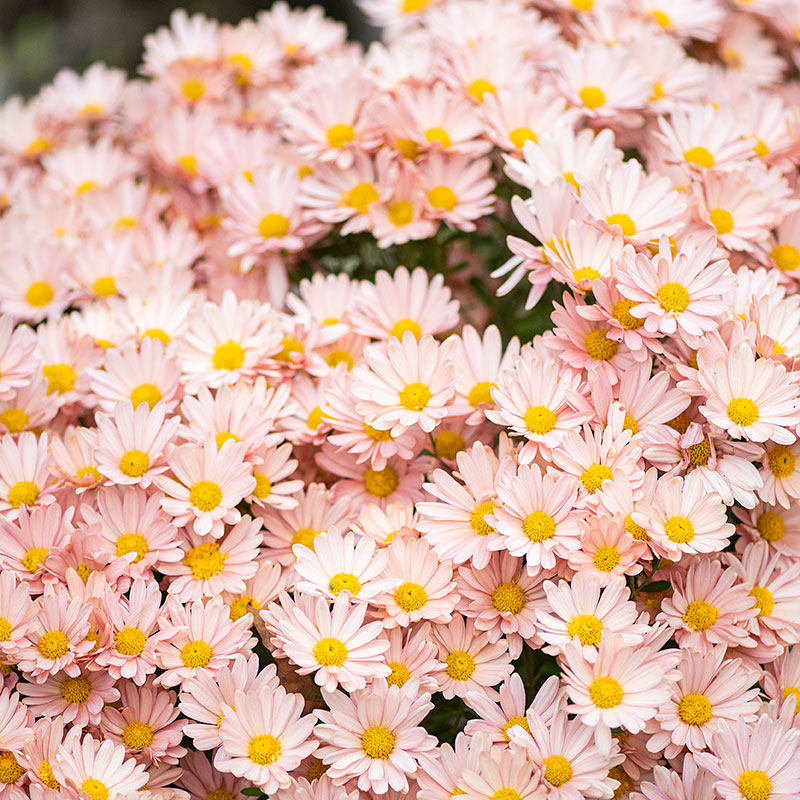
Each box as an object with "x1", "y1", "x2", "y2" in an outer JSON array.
[
  {"x1": 0, "y1": 752, "x2": 25, "y2": 785},
  {"x1": 624, "y1": 513, "x2": 648, "y2": 541},
  {"x1": 509, "y1": 127, "x2": 537, "y2": 149},
  {"x1": 612, "y1": 298, "x2": 643, "y2": 330},
  {"x1": 722, "y1": 47, "x2": 743, "y2": 68},
  {"x1": 573, "y1": 266, "x2": 601, "y2": 283},
  {"x1": 123, "y1": 720, "x2": 154, "y2": 750},
  {"x1": 684, "y1": 147, "x2": 714, "y2": 168},
  {"x1": 522, "y1": 510, "x2": 556, "y2": 542},
  {"x1": 38, "y1": 761, "x2": 60, "y2": 790},
  {"x1": 622, "y1": 413, "x2": 639, "y2": 435},
  {"x1": 177, "y1": 154, "x2": 198, "y2": 175},
  {"x1": 445, "y1": 649, "x2": 476, "y2": 681},
  {"x1": 185, "y1": 541, "x2": 228, "y2": 580},
  {"x1": 292, "y1": 527, "x2": 320, "y2": 551},
  {"x1": 364, "y1": 466, "x2": 399, "y2": 498},
  {"x1": 189, "y1": 480, "x2": 223, "y2": 512},
  {"x1": 650, "y1": 81, "x2": 665, "y2": 101},
  {"x1": 665, "y1": 516, "x2": 695, "y2": 544},
  {"x1": 581, "y1": 463, "x2": 613, "y2": 493},
  {"x1": 181, "y1": 639, "x2": 213, "y2": 668},
  {"x1": 492, "y1": 581, "x2": 525, "y2": 614},
  {"x1": 115, "y1": 626, "x2": 147, "y2": 656},
  {"x1": 606, "y1": 213, "x2": 636, "y2": 236},
  {"x1": 609, "y1": 766, "x2": 632, "y2": 799},
  {"x1": 467, "y1": 79, "x2": 496, "y2": 102},
  {"x1": 584, "y1": 329, "x2": 619, "y2": 361},
  {"x1": 667, "y1": 413, "x2": 691, "y2": 434},
  {"x1": 306, "y1": 760, "x2": 328, "y2": 781},
  {"x1": 502, "y1": 715, "x2": 530, "y2": 741},
  {"x1": 399, "y1": 381, "x2": 432, "y2": 411},
  {"x1": 313, "y1": 637, "x2": 348, "y2": 667},
  {"x1": 329, "y1": 572, "x2": 361, "y2": 596},
  {"x1": 757, "y1": 511, "x2": 785, "y2": 542},
  {"x1": 470, "y1": 501, "x2": 497, "y2": 536},
  {"x1": 361, "y1": 725, "x2": 395, "y2": 759},
  {"x1": 23, "y1": 546, "x2": 48, "y2": 574},
  {"x1": 212, "y1": 341, "x2": 245, "y2": 371},
  {"x1": 60, "y1": 674, "x2": 91, "y2": 704},
  {"x1": 579, "y1": 86, "x2": 606, "y2": 109},
  {"x1": 428, "y1": 186, "x2": 457, "y2": 211},
  {"x1": 130, "y1": 383, "x2": 162, "y2": 409},
  {"x1": 75, "y1": 560, "x2": 92, "y2": 582},
  {"x1": 92, "y1": 277, "x2": 117, "y2": 298},
  {"x1": 258, "y1": 213, "x2": 290, "y2": 239},
  {"x1": 395, "y1": 138, "x2": 420, "y2": 159},
  {"x1": 252, "y1": 473, "x2": 272, "y2": 499},
  {"x1": 24, "y1": 136, "x2": 51, "y2": 156},
  {"x1": 567, "y1": 614, "x2": 603, "y2": 646},
  {"x1": 76, "y1": 180, "x2": 98, "y2": 195},
  {"x1": 181, "y1": 79, "x2": 206, "y2": 101},
  {"x1": 768, "y1": 446, "x2": 796, "y2": 478},
  {"x1": 0, "y1": 409, "x2": 28, "y2": 433},
  {"x1": 771, "y1": 244, "x2": 800, "y2": 272},
  {"x1": 650, "y1": 9, "x2": 670, "y2": 26},
  {"x1": 307, "y1": 406, "x2": 325, "y2": 430},
  {"x1": 229, "y1": 596, "x2": 258, "y2": 621},
  {"x1": 38, "y1": 630, "x2": 70, "y2": 659},
  {"x1": 215, "y1": 432, "x2": 239, "y2": 451},
  {"x1": 42, "y1": 363, "x2": 77, "y2": 394},
  {"x1": 9, "y1": 481, "x2": 39, "y2": 509},
  {"x1": 25, "y1": 281, "x2": 54, "y2": 308},
  {"x1": 468, "y1": 380, "x2": 495, "y2": 407},
  {"x1": 0, "y1": 619, "x2": 10, "y2": 642},
  {"x1": 435, "y1": 430, "x2": 465, "y2": 460},
  {"x1": 523, "y1": 405, "x2": 557, "y2": 435},
  {"x1": 80, "y1": 779, "x2": 109, "y2": 800},
  {"x1": 571, "y1": 0, "x2": 594, "y2": 8},
  {"x1": 683, "y1": 600, "x2": 719, "y2": 631},
  {"x1": 388, "y1": 201, "x2": 414, "y2": 226},
  {"x1": 688, "y1": 437, "x2": 711, "y2": 466},
  {"x1": 326, "y1": 123, "x2": 355, "y2": 149},
  {"x1": 326, "y1": 349, "x2": 355, "y2": 369},
  {"x1": 119, "y1": 449, "x2": 150, "y2": 478},
  {"x1": 727, "y1": 397, "x2": 759, "y2": 427},
  {"x1": 116, "y1": 533, "x2": 148, "y2": 563},
  {"x1": 678, "y1": 693, "x2": 712, "y2": 725},
  {"x1": 425, "y1": 127, "x2": 452, "y2": 148},
  {"x1": 543, "y1": 755, "x2": 573, "y2": 787},
  {"x1": 386, "y1": 661, "x2": 411, "y2": 687},
  {"x1": 593, "y1": 545, "x2": 621, "y2": 572},
  {"x1": 390, "y1": 318, "x2": 422, "y2": 339},
  {"x1": 657, "y1": 282, "x2": 690, "y2": 313},
  {"x1": 276, "y1": 335, "x2": 305, "y2": 363},
  {"x1": 490, "y1": 791, "x2": 522, "y2": 800},
  {"x1": 143, "y1": 328, "x2": 170, "y2": 343},
  {"x1": 589, "y1": 676, "x2": 624, "y2": 708},
  {"x1": 394, "y1": 582, "x2": 427, "y2": 612},
  {"x1": 402, "y1": 0, "x2": 431, "y2": 12},
  {"x1": 750, "y1": 585, "x2": 774, "y2": 616},
  {"x1": 343, "y1": 182, "x2": 379, "y2": 214},
  {"x1": 248, "y1": 734, "x2": 282, "y2": 765},
  {"x1": 710, "y1": 208, "x2": 734, "y2": 235},
  {"x1": 753, "y1": 139, "x2": 769, "y2": 158},
  {"x1": 738, "y1": 771, "x2": 772, "y2": 800},
  {"x1": 782, "y1": 687, "x2": 800, "y2": 711},
  {"x1": 364, "y1": 423, "x2": 393, "y2": 441}
]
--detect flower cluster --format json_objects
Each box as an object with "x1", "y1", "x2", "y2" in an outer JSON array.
[{"x1": 2, "y1": 2, "x2": 800, "y2": 800}]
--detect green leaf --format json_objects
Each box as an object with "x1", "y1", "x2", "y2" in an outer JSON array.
[
  {"x1": 241, "y1": 788, "x2": 264, "y2": 796},
  {"x1": 640, "y1": 581, "x2": 670, "y2": 593}
]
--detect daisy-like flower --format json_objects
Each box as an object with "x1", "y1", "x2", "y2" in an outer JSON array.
[
  {"x1": 293, "y1": 528, "x2": 390, "y2": 602},
  {"x1": 735, "y1": 502, "x2": 800, "y2": 560},
  {"x1": 381, "y1": 624, "x2": 442, "y2": 694},
  {"x1": 246, "y1": 442, "x2": 303, "y2": 511},
  {"x1": 156, "y1": 437, "x2": 256, "y2": 538},
  {"x1": 633, "y1": 754, "x2": 717, "y2": 800},
  {"x1": 567, "y1": 514, "x2": 647, "y2": 585},
  {"x1": 0, "y1": 690, "x2": 32, "y2": 753},
  {"x1": 94, "y1": 401, "x2": 179, "y2": 488},
  {"x1": 757, "y1": 440, "x2": 800, "y2": 509},
  {"x1": 458, "y1": 746, "x2": 543, "y2": 800},
  {"x1": 648, "y1": 646, "x2": 761, "y2": 758},
  {"x1": 0, "y1": 573, "x2": 36, "y2": 657},
  {"x1": 161, "y1": 516, "x2": 262, "y2": 602},
  {"x1": 633, "y1": 472, "x2": 734, "y2": 561},
  {"x1": 216, "y1": 686, "x2": 318, "y2": 792},
  {"x1": 490, "y1": 464, "x2": 582, "y2": 573},
  {"x1": 0, "y1": 317, "x2": 38, "y2": 400},
  {"x1": 0, "y1": 432, "x2": 57, "y2": 520},
  {"x1": 432, "y1": 615, "x2": 513, "y2": 701},
  {"x1": 697, "y1": 344, "x2": 800, "y2": 445},
  {"x1": 279, "y1": 594, "x2": 389, "y2": 692},
  {"x1": 374, "y1": 534, "x2": 458, "y2": 629},
  {"x1": 416, "y1": 733, "x2": 483, "y2": 800},
  {"x1": 314, "y1": 679, "x2": 437, "y2": 794}
]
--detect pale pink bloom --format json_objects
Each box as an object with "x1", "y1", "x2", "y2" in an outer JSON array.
[
  {"x1": 0, "y1": 689, "x2": 33, "y2": 753},
  {"x1": 536, "y1": 573, "x2": 647, "y2": 661},
  {"x1": 648, "y1": 646, "x2": 761, "y2": 758},
  {"x1": 350, "y1": 501, "x2": 418, "y2": 547},
  {"x1": 374, "y1": 534, "x2": 458, "y2": 629},
  {"x1": 697, "y1": 343, "x2": 800, "y2": 445},
  {"x1": 543, "y1": 221, "x2": 623, "y2": 294},
  {"x1": 659, "y1": 558, "x2": 758, "y2": 653},
  {"x1": 222, "y1": 558, "x2": 286, "y2": 623},
  {"x1": 177, "y1": 749, "x2": 250, "y2": 800},
  {"x1": 48, "y1": 424, "x2": 105, "y2": 492},
  {"x1": 314, "y1": 679, "x2": 436, "y2": 793},
  {"x1": 458, "y1": 746, "x2": 544, "y2": 800},
  {"x1": 0, "y1": 572, "x2": 36, "y2": 656},
  {"x1": 17, "y1": 666, "x2": 119, "y2": 729},
  {"x1": 0, "y1": 317, "x2": 38, "y2": 399},
  {"x1": 567, "y1": 515, "x2": 647, "y2": 585},
  {"x1": 161, "y1": 516, "x2": 262, "y2": 602},
  {"x1": 99, "y1": 682, "x2": 186, "y2": 766},
  {"x1": 735, "y1": 501, "x2": 800, "y2": 559},
  {"x1": 294, "y1": 528, "x2": 390, "y2": 602},
  {"x1": 21, "y1": 716, "x2": 80, "y2": 796},
  {"x1": 457, "y1": 552, "x2": 542, "y2": 658},
  {"x1": 757, "y1": 440, "x2": 800, "y2": 508},
  {"x1": 349, "y1": 266, "x2": 459, "y2": 341},
  {"x1": 42, "y1": 137, "x2": 137, "y2": 197},
  {"x1": 490, "y1": 464, "x2": 582, "y2": 574},
  {"x1": 35, "y1": 318, "x2": 101, "y2": 406},
  {"x1": 368, "y1": 164, "x2": 437, "y2": 247},
  {"x1": 181, "y1": 653, "x2": 278, "y2": 751},
  {"x1": 632, "y1": 754, "x2": 717, "y2": 800},
  {"x1": 246, "y1": 442, "x2": 302, "y2": 511},
  {"x1": 0, "y1": 374, "x2": 58, "y2": 435},
  {"x1": 381, "y1": 624, "x2": 442, "y2": 694},
  {"x1": 0, "y1": 432, "x2": 57, "y2": 520},
  {"x1": 216, "y1": 686, "x2": 317, "y2": 792},
  {"x1": 156, "y1": 437, "x2": 256, "y2": 538},
  {"x1": 141, "y1": 8, "x2": 219, "y2": 73},
  {"x1": 51, "y1": 733, "x2": 148, "y2": 799},
  {"x1": 155, "y1": 596, "x2": 255, "y2": 688}
]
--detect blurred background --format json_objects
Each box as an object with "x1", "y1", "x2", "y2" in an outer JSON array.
[{"x1": 0, "y1": 0, "x2": 376, "y2": 98}]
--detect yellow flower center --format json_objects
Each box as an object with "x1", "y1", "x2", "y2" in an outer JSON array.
[
  {"x1": 306, "y1": 760, "x2": 328, "y2": 781},
  {"x1": 490, "y1": 791, "x2": 522, "y2": 800},
  {"x1": 9, "y1": 480, "x2": 39, "y2": 509},
  {"x1": 0, "y1": 408, "x2": 28, "y2": 433},
  {"x1": 364, "y1": 423, "x2": 393, "y2": 441},
  {"x1": 143, "y1": 328, "x2": 170, "y2": 343},
  {"x1": 621, "y1": 413, "x2": 638, "y2": 435},
  {"x1": 682, "y1": 600, "x2": 719, "y2": 631},
  {"x1": 782, "y1": 687, "x2": 800, "y2": 711},
  {"x1": 386, "y1": 661, "x2": 411, "y2": 687},
  {"x1": 326, "y1": 123, "x2": 355, "y2": 148},
  {"x1": 292, "y1": 527, "x2": 320, "y2": 551},
  {"x1": 0, "y1": 619, "x2": 11, "y2": 642},
  {"x1": 119, "y1": 449, "x2": 150, "y2": 478},
  {"x1": 182, "y1": 79, "x2": 206, "y2": 101},
  {"x1": 768, "y1": 446, "x2": 796, "y2": 478},
  {"x1": 394, "y1": 582, "x2": 427, "y2": 612},
  {"x1": 757, "y1": 511, "x2": 785, "y2": 542},
  {"x1": 509, "y1": 127, "x2": 537, "y2": 149},
  {"x1": 665, "y1": 516, "x2": 695, "y2": 544},
  {"x1": 38, "y1": 761, "x2": 60, "y2": 790},
  {"x1": 543, "y1": 755, "x2": 573, "y2": 787},
  {"x1": 115, "y1": 626, "x2": 147, "y2": 656},
  {"x1": 177, "y1": 154, "x2": 198, "y2": 175},
  {"x1": 492, "y1": 581, "x2": 525, "y2": 613},
  {"x1": 229, "y1": 595, "x2": 260, "y2": 621},
  {"x1": 276, "y1": 336, "x2": 305, "y2": 363},
  {"x1": 466, "y1": 381, "x2": 494, "y2": 408},
  {"x1": 0, "y1": 753, "x2": 25, "y2": 785},
  {"x1": 248, "y1": 734, "x2": 282, "y2": 765},
  {"x1": 189, "y1": 480, "x2": 223, "y2": 512},
  {"x1": 395, "y1": 138, "x2": 420, "y2": 159},
  {"x1": 387, "y1": 201, "x2": 414, "y2": 226},
  {"x1": 589, "y1": 676, "x2": 624, "y2": 708},
  {"x1": 609, "y1": 766, "x2": 632, "y2": 799},
  {"x1": 428, "y1": 186, "x2": 457, "y2": 211},
  {"x1": 329, "y1": 572, "x2": 362, "y2": 596},
  {"x1": 92, "y1": 276, "x2": 117, "y2": 298},
  {"x1": 123, "y1": 720, "x2": 154, "y2": 750},
  {"x1": 657, "y1": 282, "x2": 690, "y2": 313},
  {"x1": 435, "y1": 430, "x2": 465, "y2": 460},
  {"x1": 116, "y1": 533, "x2": 148, "y2": 563},
  {"x1": 60, "y1": 674, "x2": 91, "y2": 704},
  {"x1": 212, "y1": 341, "x2": 245, "y2": 371},
  {"x1": 593, "y1": 545, "x2": 621, "y2": 572},
  {"x1": 710, "y1": 208, "x2": 734, "y2": 235},
  {"x1": 80, "y1": 779, "x2": 109, "y2": 800},
  {"x1": 258, "y1": 213, "x2": 290, "y2": 239},
  {"x1": 467, "y1": 78, "x2": 496, "y2": 102},
  {"x1": 727, "y1": 397, "x2": 759, "y2": 427},
  {"x1": 25, "y1": 281, "x2": 54, "y2": 308},
  {"x1": 38, "y1": 630, "x2": 70, "y2": 659},
  {"x1": 181, "y1": 640, "x2": 213, "y2": 668},
  {"x1": 567, "y1": 614, "x2": 603, "y2": 646},
  {"x1": 581, "y1": 463, "x2": 613, "y2": 493},
  {"x1": 185, "y1": 541, "x2": 228, "y2": 580},
  {"x1": 425, "y1": 127, "x2": 452, "y2": 147},
  {"x1": 342, "y1": 182, "x2": 380, "y2": 214},
  {"x1": 313, "y1": 637, "x2": 348, "y2": 666},
  {"x1": 523, "y1": 405, "x2": 557, "y2": 435},
  {"x1": 579, "y1": 86, "x2": 606, "y2": 109},
  {"x1": 470, "y1": 501, "x2": 497, "y2": 536},
  {"x1": 23, "y1": 546, "x2": 48, "y2": 573},
  {"x1": 445, "y1": 649, "x2": 476, "y2": 680},
  {"x1": 399, "y1": 381, "x2": 432, "y2": 411},
  {"x1": 684, "y1": 146, "x2": 714, "y2": 168},
  {"x1": 688, "y1": 437, "x2": 711, "y2": 466},
  {"x1": 361, "y1": 725, "x2": 395, "y2": 759},
  {"x1": 326, "y1": 349, "x2": 355, "y2": 369},
  {"x1": 502, "y1": 715, "x2": 530, "y2": 741},
  {"x1": 650, "y1": 9, "x2": 670, "y2": 26},
  {"x1": 390, "y1": 318, "x2": 422, "y2": 339},
  {"x1": 584, "y1": 329, "x2": 619, "y2": 361},
  {"x1": 42, "y1": 363, "x2": 77, "y2": 394},
  {"x1": 522, "y1": 510, "x2": 556, "y2": 542},
  {"x1": 678, "y1": 693, "x2": 712, "y2": 725},
  {"x1": 738, "y1": 771, "x2": 772, "y2": 800},
  {"x1": 612, "y1": 298, "x2": 643, "y2": 330},
  {"x1": 624, "y1": 514, "x2": 648, "y2": 541},
  {"x1": 251, "y1": 474, "x2": 272, "y2": 500},
  {"x1": 573, "y1": 266, "x2": 601, "y2": 283},
  {"x1": 750, "y1": 585, "x2": 774, "y2": 616},
  {"x1": 215, "y1": 432, "x2": 239, "y2": 451},
  {"x1": 364, "y1": 466, "x2": 399, "y2": 498},
  {"x1": 129, "y1": 383, "x2": 162, "y2": 410},
  {"x1": 605, "y1": 213, "x2": 636, "y2": 236},
  {"x1": 771, "y1": 244, "x2": 800, "y2": 272}
]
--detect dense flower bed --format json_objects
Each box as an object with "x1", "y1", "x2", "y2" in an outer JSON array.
[{"x1": 1, "y1": 1, "x2": 800, "y2": 800}]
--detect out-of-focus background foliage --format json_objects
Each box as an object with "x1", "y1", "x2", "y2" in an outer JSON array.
[{"x1": 0, "y1": 0, "x2": 375, "y2": 99}]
